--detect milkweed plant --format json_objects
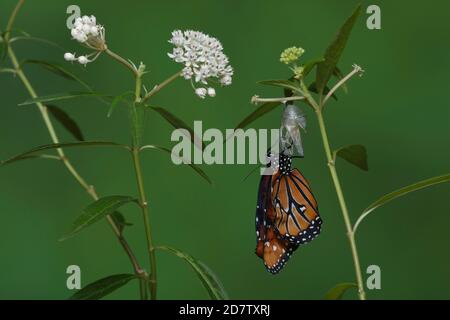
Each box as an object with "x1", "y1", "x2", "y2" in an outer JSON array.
[
  {"x1": 1, "y1": 1, "x2": 449, "y2": 301},
  {"x1": 249, "y1": 4, "x2": 450, "y2": 300},
  {"x1": 0, "y1": 0, "x2": 231, "y2": 300}
]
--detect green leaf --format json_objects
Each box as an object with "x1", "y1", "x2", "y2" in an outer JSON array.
[
  {"x1": 353, "y1": 173, "x2": 450, "y2": 233},
  {"x1": 46, "y1": 105, "x2": 84, "y2": 141},
  {"x1": 0, "y1": 154, "x2": 61, "y2": 165},
  {"x1": 157, "y1": 246, "x2": 228, "y2": 300},
  {"x1": 69, "y1": 274, "x2": 137, "y2": 300},
  {"x1": 111, "y1": 211, "x2": 133, "y2": 234},
  {"x1": 258, "y1": 79, "x2": 301, "y2": 93},
  {"x1": 333, "y1": 67, "x2": 348, "y2": 94},
  {"x1": 19, "y1": 92, "x2": 111, "y2": 106},
  {"x1": 22, "y1": 60, "x2": 92, "y2": 90},
  {"x1": 0, "y1": 32, "x2": 8, "y2": 63},
  {"x1": 10, "y1": 36, "x2": 64, "y2": 51},
  {"x1": 234, "y1": 102, "x2": 282, "y2": 130},
  {"x1": 107, "y1": 91, "x2": 133, "y2": 118},
  {"x1": 140, "y1": 145, "x2": 212, "y2": 185},
  {"x1": 308, "y1": 82, "x2": 338, "y2": 101},
  {"x1": 60, "y1": 196, "x2": 138, "y2": 241},
  {"x1": 325, "y1": 283, "x2": 357, "y2": 300},
  {"x1": 1, "y1": 141, "x2": 128, "y2": 166},
  {"x1": 334, "y1": 144, "x2": 368, "y2": 171},
  {"x1": 316, "y1": 4, "x2": 362, "y2": 95},
  {"x1": 146, "y1": 105, "x2": 205, "y2": 150},
  {"x1": 302, "y1": 57, "x2": 325, "y2": 77},
  {"x1": 0, "y1": 68, "x2": 17, "y2": 74}
]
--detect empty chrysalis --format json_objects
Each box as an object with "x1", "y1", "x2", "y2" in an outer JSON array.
[{"x1": 280, "y1": 103, "x2": 307, "y2": 157}]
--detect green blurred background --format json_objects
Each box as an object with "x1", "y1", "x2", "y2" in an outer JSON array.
[{"x1": 1, "y1": 0, "x2": 449, "y2": 300}]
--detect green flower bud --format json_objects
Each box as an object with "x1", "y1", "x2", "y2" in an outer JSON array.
[{"x1": 280, "y1": 46, "x2": 305, "y2": 65}]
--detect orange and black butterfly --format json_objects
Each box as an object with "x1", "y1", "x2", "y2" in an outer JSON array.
[{"x1": 255, "y1": 152, "x2": 322, "y2": 274}]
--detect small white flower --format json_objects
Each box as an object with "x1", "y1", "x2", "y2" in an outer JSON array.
[
  {"x1": 181, "y1": 66, "x2": 194, "y2": 79},
  {"x1": 90, "y1": 26, "x2": 99, "y2": 37},
  {"x1": 220, "y1": 75, "x2": 232, "y2": 86},
  {"x1": 168, "y1": 29, "x2": 233, "y2": 97},
  {"x1": 195, "y1": 87, "x2": 207, "y2": 99},
  {"x1": 207, "y1": 87, "x2": 216, "y2": 97},
  {"x1": 74, "y1": 20, "x2": 83, "y2": 29},
  {"x1": 64, "y1": 52, "x2": 76, "y2": 62},
  {"x1": 65, "y1": 12, "x2": 106, "y2": 65},
  {"x1": 82, "y1": 15, "x2": 91, "y2": 24},
  {"x1": 78, "y1": 55, "x2": 89, "y2": 65}
]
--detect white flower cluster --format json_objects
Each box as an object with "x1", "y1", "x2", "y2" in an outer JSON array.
[
  {"x1": 71, "y1": 15, "x2": 100, "y2": 43},
  {"x1": 168, "y1": 30, "x2": 233, "y2": 99},
  {"x1": 64, "y1": 15, "x2": 106, "y2": 66}
]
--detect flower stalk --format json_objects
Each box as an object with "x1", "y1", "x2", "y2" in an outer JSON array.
[{"x1": 4, "y1": 0, "x2": 147, "y2": 300}]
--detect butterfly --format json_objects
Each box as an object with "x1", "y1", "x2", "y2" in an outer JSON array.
[{"x1": 255, "y1": 152, "x2": 322, "y2": 274}]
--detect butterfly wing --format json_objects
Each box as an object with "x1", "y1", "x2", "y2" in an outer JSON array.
[
  {"x1": 272, "y1": 168, "x2": 322, "y2": 245},
  {"x1": 255, "y1": 174, "x2": 272, "y2": 259},
  {"x1": 255, "y1": 173, "x2": 300, "y2": 274},
  {"x1": 262, "y1": 225, "x2": 299, "y2": 274}
]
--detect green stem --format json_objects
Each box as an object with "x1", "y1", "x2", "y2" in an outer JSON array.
[
  {"x1": 105, "y1": 48, "x2": 138, "y2": 77},
  {"x1": 142, "y1": 71, "x2": 182, "y2": 102},
  {"x1": 4, "y1": 0, "x2": 25, "y2": 42},
  {"x1": 5, "y1": 0, "x2": 146, "y2": 300},
  {"x1": 300, "y1": 81, "x2": 366, "y2": 300},
  {"x1": 316, "y1": 110, "x2": 366, "y2": 300},
  {"x1": 131, "y1": 145, "x2": 157, "y2": 299},
  {"x1": 129, "y1": 70, "x2": 157, "y2": 299}
]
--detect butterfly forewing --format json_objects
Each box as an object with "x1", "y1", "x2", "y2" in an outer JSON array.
[{"x1": 272, "y1": 166, "x2": 322, "y2": 244}]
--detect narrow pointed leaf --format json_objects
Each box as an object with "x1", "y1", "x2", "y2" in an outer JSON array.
[
  {"x1": 19, "y1": 92, "x2": 110, "y2": 106},
  {"x1": 60, "y1": 196, "x2": 137, "y2": 241},
  {"x1": 258, "y1": 79, "x2": 301, "y2": 93},
  {"x1": 108, "y1": 91, "x2": 133, "y2": 117},
  {"x1": 1, "y1": 141, "x2": 128, "y2": 166},
  {"x1": 325, "y1": 283, "x2": 357, "y2": 300},
  {"x1": 334, "y1": 144, "x2": 368, "y2": 171},
  {"x1": 157, "y1": 246, "x2": 228, "y2": 300},
  {"x1": 0, "y1": 68, "x2": 17, "y2": 74},
  {"x1": 22, "y1": 60, "x2": 91, "y2": 90},
  {"x1": 146, "y1": 105, "x2": 205, "y2": 150},
  {"x1": 10, "y1": 36, "x2": 64, "y2": 51},
  {"x1": 308, "y1": 82, "x2": 337, "y2": 101},
  {"x1": 234, "y1": 102, "x2": 282, "y2": 130},
  {"x1": 140, "y1": 145, "x2": 212, "y2": 185},
  {"x1": 46, "y1": 105, "x2": 84, "y2": 141},
  {"x1": 316, "y1": 4, "x2": 362, "y2": 95},
  {"x1": 302, "y1": 57, "x2": 325, "y2": 77},
  {"x1": 354, "y1": 173, "x2": 450, "y2": 233},
  {"x1": 111, "y1": 211, "x2": 133, "y2": 234},
  {"x1": 0, "y1": 34, "x2": 7, "y2": 63},
  {"x1": 69, "y1": 274, "x2": 137, "y2": 300}
]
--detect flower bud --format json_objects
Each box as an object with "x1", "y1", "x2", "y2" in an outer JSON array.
[
  {"x1": 195, "y1": 88, "x2": 207, "y2": 99},
  {"x1": 90, "y1": 26, "x2": 99, "y2": 36},
  {"x1": 82, "y1": 15, "x2": 91, "y2": 24},
  {"x1": 64, "y1": 52, "x2": 76, "y2": 61},
  {"x1": 78, "y1": 55, "x2": 89, "y2": 65},
  {"x1": 207, "y1": 87, "x2": 216, "y2": 97},
  {"x1": 82, "y1": 24, "x2": 91, "y2": 33},
  {"x1": 74, "y1": 20, "x2": 83, "y2": 29}
]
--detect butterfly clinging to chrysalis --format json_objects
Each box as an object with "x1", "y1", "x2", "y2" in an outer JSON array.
[{"x1": 255, "y1": 104, "x2": 322, "y2": 274}]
